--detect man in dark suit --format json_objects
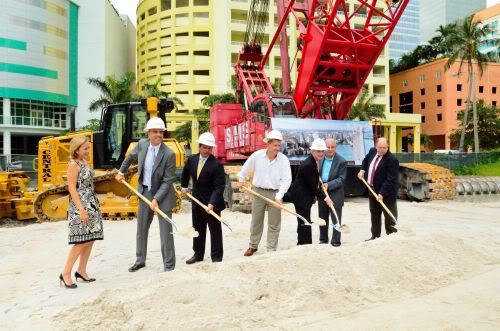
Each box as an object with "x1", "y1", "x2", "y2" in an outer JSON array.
[
  {"x1": 290, "y1": 138, "x2": 333, "y2": 245},
  {"x1": 115, "y1": 117, "x2": 177, "y2": 272},
  {"x1": 181, "y1": 132, "x2": 226, "y2": 264},
  {"x1": 358, "y1": 137, "x2": 399, "y2": 241},
  {"x1": 318, "y1": 138, "x2": 347, "y2": 246}
]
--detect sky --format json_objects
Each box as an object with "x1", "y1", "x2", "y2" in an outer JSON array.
[{"x1": 111, "y1": 0, "x2": 500, "y2": 26}]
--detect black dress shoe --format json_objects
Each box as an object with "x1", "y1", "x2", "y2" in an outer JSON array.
[
  {"x1": 75, "y1": 271, "x2": 96, "y2": 282},
  {"x1": 59, "y1": 274, "x2": 77, "y2": 289},
  {"x1": 331, "y1": 242, "x2": 341, "y2": 247},
  {"x1": 211, "y1": 258, "x2": 222, "y2": 263},
  {"x1": 365, "y1": 236, "x2": 378, "y2": 242},
  {"x1": 128, "y1": 263, "x2": 145, "y2": 272},
  {"x1": 186, "y1": 256, "x2": 203, "y2": 265}
]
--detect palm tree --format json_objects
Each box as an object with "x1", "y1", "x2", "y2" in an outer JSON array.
[
  {"x1": 87, "y1": 72, "x2": 136, "y2": 111},
  {"x1": 141, "y1": 78, "x2": 184, "y2": 111},
  {"x1": 347, "y1": 87, "x2": 386, "y2": 121},
  {"x1": 444, "y1": 16, "x2": 492, "y2": 152}
]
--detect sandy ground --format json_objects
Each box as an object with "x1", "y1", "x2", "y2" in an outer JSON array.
[{"x1": 1, "y1": 196, "x2": 500, "y2": 330}]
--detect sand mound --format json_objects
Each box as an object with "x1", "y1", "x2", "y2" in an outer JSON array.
[{"x1": 54, "y1": 234, "x2": 499, "y2": 330}]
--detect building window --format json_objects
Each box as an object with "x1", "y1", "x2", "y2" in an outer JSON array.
[
  {"x1": 403, "y1": 79, "x2": 408, "y2": 87},
  {"x1": 493, "y1": 86, "x2": 497, "y2": 94},
  {"x1": 457, "y1": 99, "x2": 462, "y2": 106},
  {"x1": 148, "y1": 7, "x2": 157, "y2": 16},
  {"x1": 140, "y1": 13, "x2": 146, "y2": 21},
  {"x1": 420, "y1": 88, "x2": 425, "y2": 96},
  {"x1": 194, "y1": 0, "x2": 209, "y2": 5},
  {"x1": 10, "y1": 99, "x2": 67, "y2": 128},
  {"x1": 161, "y1": 0, "x2": 172, "y2": 10},
  {"x1": 493, "y1": 101, "x2": 497, "y2": 106},
  {"x1": 437, "y1": 84, "x2": 442, "y2": 92},
  {"x1": 457, "y1": 84, "x2": 462, "y2": 91},
  {"x1": 422, "y1": 115, "x2": 425, "y2": 123},
  {"x1": 176, "y1": 0, "x2": 189, "y2": 7},
  {"x1": 437, "y1": 114, "x2": 442, "y2": 121},
  {"x1": 479, "y1": 86, "x2": 484, "y2": 93},
  {"x1": 399, "y1": 92, "x2": 413, "y2": 114},
  {"x1": 419, "y1": 74, "x2": 425, "y2": 82},
  {"x1": 435, "y1": 71, "x2": 441, "y2": 80},
  {"x1": 437, "y1": 99, "x2": 442, "y2": 107},
  {"x1": 421, "y1": 102, "x2": 425, "y2": 109}
]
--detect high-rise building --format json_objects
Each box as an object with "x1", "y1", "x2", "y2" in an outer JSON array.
[
  {"x1": 474, "y1": 4, "x2": 500, "y2": 59},
  {"x1": 390, "y1": 58, "x2": 499, "y2": 151},
  {"x1": 136, "y1": 0, "x2": 392, "y2": 141},
  {"x1": 420, "y1": 0, "x2": 486, "y2": 43},
  {"x1": 0, "y1": 0, "x2": 136, "y2": 156},
  {"x1": 389, "y1": 0, "x2": 420, "y2": 60}
]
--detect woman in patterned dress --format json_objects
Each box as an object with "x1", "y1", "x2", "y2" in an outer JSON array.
[{"x1": 60, "y1": 137, "x2": 103, "y2": 289}]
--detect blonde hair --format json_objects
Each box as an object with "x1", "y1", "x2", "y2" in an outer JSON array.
[{"x1": 69, "y1": 137, "x2": 89, "y2": 160}]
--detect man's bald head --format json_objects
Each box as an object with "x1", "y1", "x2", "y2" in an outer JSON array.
[{"x1": 376, "y1": 137, "x2": 389, "y2": 155}]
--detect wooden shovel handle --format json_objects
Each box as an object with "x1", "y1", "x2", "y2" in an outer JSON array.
[
  {"x1": 359, "y1": 177, "x2": 398, "y2": 224},
  {"x1": 120, "y1": 179, "x2": 178, "y2": 230}
]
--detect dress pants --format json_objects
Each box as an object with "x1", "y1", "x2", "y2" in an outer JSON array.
[
  {"x1": 136, "y1": 187, "x2": 176, "y2": 271},
  {"x1": 249, "y1": 187, "x2": 281, "y2": 251},
  {"x1": 318, "y1": 199, "x2": 342, "y2": 245},
  {"x1": 192, "y1": 203, "x2": 223, "y2": 261},
  {"x1": 294, "y1": 200, "x2": 312, "y2": 245},
  {"x1": 368, "y1": 195, "x2": 398, "y2": 237}
]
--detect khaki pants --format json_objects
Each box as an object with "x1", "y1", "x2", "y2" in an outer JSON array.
[{"x1": 249, "y1": 187, "x2": 281, "y2": 251}]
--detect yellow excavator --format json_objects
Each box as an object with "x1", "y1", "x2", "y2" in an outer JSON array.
[{"x1": 0, "y1": 97, "x2": 185, "y2": 222}]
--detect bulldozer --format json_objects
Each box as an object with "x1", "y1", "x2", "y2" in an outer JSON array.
[{"x1": 0, "y1": 97, "x2": 185, "y2": 222}]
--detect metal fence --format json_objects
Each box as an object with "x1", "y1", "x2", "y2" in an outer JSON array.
[
  {"x1": 0, "y1": 154, "x2": 38, "y2": 188},
  {"x1": 393, "y1": 151, "x2": 500, "y2": 171}
]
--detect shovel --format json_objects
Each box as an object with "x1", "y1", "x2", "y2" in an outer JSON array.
[
  {"x1": 185, "y1": 192, "x2": 232, "y2": 232},
  {"x1": 319, "y1": 178, "x2": 350, "y2": 233},
  {"x1": 241, "y1": 186, "x2": 326, "y2": 226},
  {"x1": 120, "y1": 180, "x2": 199, "y2": 238},
  {"x1": 359, "y1": 177, "x2": 399, "y2": 227}
]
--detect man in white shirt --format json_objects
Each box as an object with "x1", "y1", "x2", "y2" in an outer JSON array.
[{"x1": 237, "y1": 130, "x2": 292, "y2": 256}]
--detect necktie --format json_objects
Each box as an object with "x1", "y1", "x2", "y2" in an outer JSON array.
[
  {"x1": 369, "y1": 155, "x2": 381, "y2": 185},
  {"x1": 197, "y1": 158, "x2": 205, "y2": 179}
]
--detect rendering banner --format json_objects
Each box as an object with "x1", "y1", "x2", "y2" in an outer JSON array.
[{"x1": 271, "y1": 118, "x2": 375, "y2": 165}]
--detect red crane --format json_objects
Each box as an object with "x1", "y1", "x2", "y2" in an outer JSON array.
[{"x1": 211, "y1": 0, "x2": 409, "y2": 161}]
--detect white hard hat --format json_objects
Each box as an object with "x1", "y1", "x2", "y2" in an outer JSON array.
[
  {"x1": 310, "y1": 138, "x2": 327, "y2": 151},
  {"x1": 197, "y1": 132, "x2": 216, "y2": 147},
  {"x1": 144, "y1": 117, "x2": 166, "y2": 131},
  {"x1": 263, "y1": 130, "x2": 283, "y2": 142}
]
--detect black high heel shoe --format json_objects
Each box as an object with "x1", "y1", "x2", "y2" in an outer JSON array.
[
  {"x1": 59, "y1": 274, "x2": 77, "y2": 289},
  {"x1": 75, "y1": 271, "x2": 96, "y2": 282}
]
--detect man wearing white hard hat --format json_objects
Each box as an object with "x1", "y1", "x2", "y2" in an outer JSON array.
[
  {"x1": 181, "y1": 132, "x2": 226, "y2": 264},
  {"x1": 238, "y1": 130, "x2": 292, "y2": 256},
  {"x1": 289, "y1": 138, "x2": 333, "y2": 245},
  {"x1": 115, "y1": 116, "x2": 177, "y2": 272}
]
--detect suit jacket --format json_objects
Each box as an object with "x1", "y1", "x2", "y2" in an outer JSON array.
[
  {"x1": 181, "y1": 153, "x2": 226, "y2": 212},
  {"x1": 319, "y1": 153, "x2": 347, "y2": 207},
  {"x1": 361, "y1": 147, "x2": 399, "y2": 204},
  {"x1": 119, "y1": 138, "x2": 177, "y2": 211},
  {"x1": 290, "y1": 155, "x2": 326, "y2": 207}
]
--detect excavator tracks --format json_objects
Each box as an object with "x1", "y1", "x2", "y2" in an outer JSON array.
[
  {"x1": 224, "y1": 165, "x2": 253, "y2": 213},
  {"x1": 399, "y1": 163, "x2": 457, "y2": 201},
  {"x1": 34, "y1": 166, "x2": 139, "y2": 222}
]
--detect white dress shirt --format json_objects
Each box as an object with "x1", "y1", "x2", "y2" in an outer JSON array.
[
  {"x1": 238, "y1": 149, "x2": 292, "y2": 200},
  {"x1": 143, "y1": 144, "x2": 160, "y2": 190}
]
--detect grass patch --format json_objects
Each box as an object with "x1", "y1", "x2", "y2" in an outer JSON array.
[{"x1": 453, "y1": 159, "x2": 500, "y2": 176}]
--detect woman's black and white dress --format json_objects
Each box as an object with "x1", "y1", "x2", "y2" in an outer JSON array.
[{"x1": 67, "y1": 160, "x2": 104, "y2": 244}]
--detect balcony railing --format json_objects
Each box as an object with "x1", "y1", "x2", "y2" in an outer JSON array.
[
  {"x1": 373, "y1": 93, "x2": 385, "y2": 98},
  {"x1": 373, "y1": 73, "x2": 385, "y2": 77}
]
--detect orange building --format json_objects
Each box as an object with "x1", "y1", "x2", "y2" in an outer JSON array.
[{"x1": 390, "y1": 58, "x2": 500, "y2": 151}]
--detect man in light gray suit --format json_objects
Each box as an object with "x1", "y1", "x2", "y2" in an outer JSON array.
[
  {"x1": 115, "y1": 117, "x2": 176, "y2": 272},
  {"x1": 318, "y1": 138, "x2": 347, "y2": 246}
]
